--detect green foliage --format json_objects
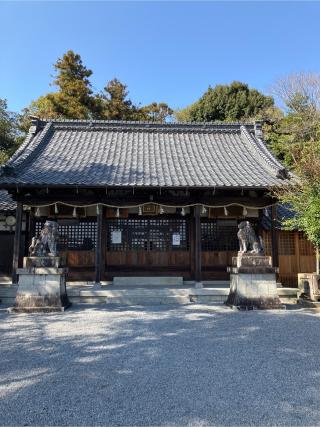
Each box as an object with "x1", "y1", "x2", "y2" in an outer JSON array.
[
  {"x1": 22, "y1": 50, "x2": 96, "y2": 124},
  {"x1": 96, "y1": 80, "x2": 173, "y2": 122},
  {"x1": 141, "y1": 102, "x2": 173, "y2": 122},
  {"x1": 0, "y1": 98, "x2": 19, "y2": 162},
  {"x1": 22, "y1": 51, "x2": 173, "y2": 125},
  {"x1": 275, "y1": 142, "x2": 320, "y2": 247},
  {"x1": 96, "y1": 79, "x2": 138, "y2": 121},
  {"x1": 264, "y1": 113, "x2": 320, "y2": 167},
  {"x1": 175, "y1": 81, "x2": 274, "y2": 122}
]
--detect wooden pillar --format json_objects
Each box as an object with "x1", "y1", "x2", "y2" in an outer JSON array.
[
  {"x1": 194, "y1": 205, "x2": 202, "y2": 282},
  {"x1": 12, "y1": 202, "x2": 23, "y2": 284},
  {"x1": 294, "y1": 231, "x2": 301, "y2": 275},
  {"x1": 189, "y1": 209, "x2": 195, "y2": 278},
  {"x1": 101, "y1": 207, "x2": 106, "y2": 280},
  {"x1": 271, "y1": 205, "x2": 279, "y2": 268},
  {"x1": 24, "y1": 211, "x2": 31, "y2": 256},
  {"x1": 29, "y1": 211, "x2": 36, "y2": 243},
  {"x1": 95, "y1": 204, "x2": 103, "y2": 284}
]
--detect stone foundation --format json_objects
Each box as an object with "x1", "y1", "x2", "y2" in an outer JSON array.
[
  {"x1": 226, "y1": 254, "x2": 282, "y2": 309},
  {"x1": 10, "y1": 256, "x2": 70, "y2": 313}
]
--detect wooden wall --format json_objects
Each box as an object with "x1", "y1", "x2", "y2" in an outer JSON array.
[
  {"x1": 30, "y1": 217, "x2": 316, "y2": 286},
  {"x1": 263, "y1": 230, "x2": 316, "y2": 287}
]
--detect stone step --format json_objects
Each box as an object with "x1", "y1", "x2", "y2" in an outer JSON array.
[
  {"x1": 0, "y1": 276, "x2": 11, "y2": 285},
  {"x1": 113, "y1": 276, "x2": 183, "y2": 287},
  {"x1": 67, "y1": 285, "x2": 299, "y2": 305},
  {"x1": 0, "y1": 283, "x2": 299, "y2": 306},
  {"x1": 106, "y1": 296, "x2": 191, "y2": 305},
  {"x1": 0, "y1": 285, "x2": 18, "y2": 297},
  {"x1": 0, "y1": 285, "x2": 18, "y2": 305}
]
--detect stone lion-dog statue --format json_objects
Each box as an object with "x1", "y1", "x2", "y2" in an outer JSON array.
[
  {"x1": 237, "y1": 221, "x2": 264, "y2": 254},
  {"x1": 29, "y1": 220, "x2": 59, "y2": 257}
]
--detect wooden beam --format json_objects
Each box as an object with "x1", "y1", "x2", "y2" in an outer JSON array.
[
  {"x1": 95, "y1": 204, "x2": 103, "y2": 284},
  {"x1": 271, "y1": 205, "x2": 279, "y2": 268},
  {"x1": 12, "y1": 202, "x2": 23, "y2": 284},
  {"x1": 194, "y1": 205, "x2": 202, "y2": 282}
]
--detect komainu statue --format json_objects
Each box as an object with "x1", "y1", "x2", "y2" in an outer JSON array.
[
  {"x1": 237, "y1": 221, "x2": 264, "y2": 254},
  {"x1": 29, "y1": 220, "x2": 59, "y2": 257}
]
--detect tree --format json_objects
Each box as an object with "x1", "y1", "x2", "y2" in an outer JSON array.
[
  {"x1": 141, "y1": 102, "x2": 173, "y2": 122},
  {"x1": 175, "y1": 81, "x2": 274, "y2": 122},
  {"x1": 0, "y1": 98, "x2": 20, "y2": 164},
  {"x1": 22, "y1": 50, "x2": 97, "y2": 126},
  {"x1": 271, "y1": 72, "x2": 320, "y2": 270},
  {"x1": 273, "y1": 141, "x2": 320, "y2": 270},
  {"x1": 97, "y1": 79, "x2": 173, "y2": 122},
  {"x1": 265, "y1": 72, "x2": 320, "y2": 167},
  {"x1": 97, "y1": 79, "x2": 138, "y2": 120}
]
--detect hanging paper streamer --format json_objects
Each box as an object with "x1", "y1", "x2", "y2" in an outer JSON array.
[
  {"x1": 55, "y1": 203, "x2": 59, "y2": 214},
  {"x1": 160, "y1": 206, "x2": 164, "y2": 215},
  {"x1": 224, "y1": 206, "x2": 229, "y2": 216},
  {"x1": 116, "y1": 208, "x2": 120, "y2": 218},
  {"x1": 35, "y1": 207, "x2": 40, "y2": 217},
  {"x1": 264, "y1": 207, "x2": 270, "y2": 217},
  {"x1": 242, "y1": 207, "x2": 248, "y2": 216},
  {"x1": 73, "y1": 207, "x2": 77, "y2": 218},
  {"x1": 181, "y1": 207, "x2": 186, "y2": 216},
  {"x1": 138, "y1": 206, "x2": 142, "y2": 216},
  {"x1": 96, "y1": 204, "x2": 100, "y2": 215},
  {"x1": 201, "y1": 205, "x2": 207, "y2": 215}
]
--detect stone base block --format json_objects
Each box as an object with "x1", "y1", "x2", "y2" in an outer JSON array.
[
  {"x1": 9, "y1": 305, "x2": 70, "y2": 313},
  {"x1": 227, "y1": 254, "x2": 282, "y2": 310},
  {"x1": 232, "y1": 254, "x2": 272, "y2": 268},
  {"x1": 23, "y1": 256, "x2": 66, "y2": 268},
  {"x1": 12, "y1": 256, "x2": 70, "y2": 313},
  {"x1": 298, "y1": 273, "x2": 320, "y2": 301},
  {"x1": 226, "y1": 272, "x2": 282, "y2": 310}
]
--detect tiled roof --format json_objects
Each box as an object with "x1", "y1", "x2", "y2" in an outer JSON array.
[
  {"x1": 0, "y1": 119, "x2": 291, "y2": 188},
  {"x1": 0, "y1": 190, "x2": 16, "y2": 211},
  {"x1": 262, "y1": 204, "x2": 295, "y2": 230}
]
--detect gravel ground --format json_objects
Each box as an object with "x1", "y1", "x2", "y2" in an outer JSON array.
[{"x1": 1, "y1": 304, "x2": 320, "y2": 426}]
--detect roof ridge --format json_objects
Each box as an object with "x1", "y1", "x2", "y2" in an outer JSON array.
[
  {"x1": 35, "y1": 118, "x2": 255, "y2": 128},
  {"x1": 240, "y1": 125, "x2": 288, "y2": 179}
]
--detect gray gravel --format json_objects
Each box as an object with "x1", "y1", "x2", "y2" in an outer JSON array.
[{"x1": 1, "y1": 304, "x2": 320, "y2": 426}]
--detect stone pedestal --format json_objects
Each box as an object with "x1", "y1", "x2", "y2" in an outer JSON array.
[
  {"x1": 226, "y1": 254, "x2": 282, "y2": 309},
  {"x1": 298, "y1": 273, "x2": 320, "y2": 302},
  {"x1": 11, "y1": 256, "x2": 70, "y2": 313}
]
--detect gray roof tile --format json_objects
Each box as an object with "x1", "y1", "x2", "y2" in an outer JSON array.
[
  {"x1": 0, "y1": 120, "x2": 291, "y2": 188},
  {"x1": 262, "y1": 204, "x2": 296, "y2": 230},
  {"x1": 0, "y1": 190, "x2": 16, "y2": 211}
]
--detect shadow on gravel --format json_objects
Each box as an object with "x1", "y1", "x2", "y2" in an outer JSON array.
[{"x1": 1, "y1": 305, "x2": 320, "y2": 426}]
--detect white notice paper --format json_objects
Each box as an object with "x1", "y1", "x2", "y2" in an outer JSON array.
[
  {"x1": 172, "y1": 233, "x2": 181, "y2": 246},
  {"x1": 111, "y1": 230, "x2": 122, "y2": 244}
]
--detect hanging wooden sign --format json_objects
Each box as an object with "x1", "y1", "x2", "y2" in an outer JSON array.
[{"x1": 142, "y1": 204, "x2": 159, "y2": 216}]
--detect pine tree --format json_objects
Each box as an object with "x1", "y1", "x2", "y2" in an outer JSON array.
[
  {"x1": 97, "y1": 79, "x2": 137, "y2": 120},
  {"x1": 22, "y1": 50, "x2": 96, "y2": 122}
]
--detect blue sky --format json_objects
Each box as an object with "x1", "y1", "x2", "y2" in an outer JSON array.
[{"x1": 1, "y1": 1, "x2": 320, "y2": 113}]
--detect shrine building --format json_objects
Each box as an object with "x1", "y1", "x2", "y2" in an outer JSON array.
[{"x1": 0, "y1": 118, "x2": 312, "y2": 290}]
